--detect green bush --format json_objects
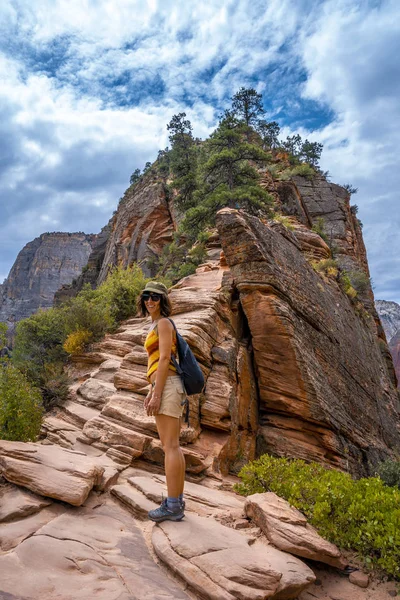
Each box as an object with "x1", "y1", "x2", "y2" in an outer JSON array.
[
  {"x1": 0, "y1": 361, "x2": 43, "y2": 441},
  {"x1": 311, "y1": 217, "x2": 329, "y2": 243},
  {"x1": 235, "y1": 454, "x2": 400, "y2": 578},
  {"x1": 346, "y1": 270, "x2": 370, "y2": 295},
  {"x1": 339, "y1": 271, "x2": 358, "y2": 299},
  {"x1": 63, "y1": 285, "x2": 113, "y2": 339},
  {"x1": 13, "y1": 308, "x2": 68, "y2": 384},
  {"x1": 291, "y1": 164, "x2": 316, "y2": 179},
  {"x1": 377, "y1": 459, "x2": 400, "y2": 489},
  {"x1": 312, "y1": 258, "x2": 338, "y2": 278},
  {"x1": 95, "y1": 264, "x2": 148, "y2": 325}
]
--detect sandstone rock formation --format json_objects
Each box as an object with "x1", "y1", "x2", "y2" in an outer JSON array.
[
  {"x1": 244, "y1": 493, "x2": 346, "y2": 569},
  {"x1": 0, "y1": 484, "x2": 191, "y2": 600},
  {"x1": 56, "y1": 173, "x2": 175, "y2": 304},
  {"x1": 216, "y1": 208, "x2": 400, "y2": 474},
  {"x1": 0, "y1": 440, "x2": 104, "y2": 506},
  {"x1": 0, "y1": 232, "x2": 95, "y2": 337}
]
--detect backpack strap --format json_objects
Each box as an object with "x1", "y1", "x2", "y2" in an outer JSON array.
[{"x1": 167, "y1": 318, "x2": 190, "y2": 426}]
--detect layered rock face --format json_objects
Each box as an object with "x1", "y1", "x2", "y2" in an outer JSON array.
[
  {"x1": 97, "y1": 174, "x2": 174, "y2": 283},
  {"x1": 55, "y1": 222, "x2": 112, "y2": 304},
  {"x1": 55, "y1": 173, "x2": 174, "y2": 302},
  {"x1": 376, "y1": 300, "x2": 400, "y2": 388},
  {"x1": 0, "y1": 232, "x2": 95, "y2": 336},
  {"x1": 376, "y1": 299, "x2": 400, "y2": 342},
  {"x1": 216, "y1": 208, "x2": 400, "y2": 474}
]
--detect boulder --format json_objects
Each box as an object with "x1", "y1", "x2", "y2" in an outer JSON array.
[
  {"x1": 0, "y1": 484, "x2": 51, "y2": 523},
  {"x1": 77, "y1": 378, "x2": 116, "y2": 407},
  {"x1": 0, "y1": 440, "x2": 104, "y2": 506},
  {"x1": 153, "y1": 513, "x2": 315, "y2": 600},
  {"x1": 245, "y1": 492, "x2": 347, "y2": 569}
]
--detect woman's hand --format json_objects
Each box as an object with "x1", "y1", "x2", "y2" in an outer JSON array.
[
  {"x1": 144, "y1": 389, "x2": 152, "y2": 411},
  {"x1": 146, "y1": 391, "x2": 161, "y2": 416}
]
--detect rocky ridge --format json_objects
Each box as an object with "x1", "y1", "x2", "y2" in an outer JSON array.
[
  {"x1": 51, "y1": 170, "x2": 400, "y2": 475},
  {"x1": 0, "y1": 232, "x2": 95, "y2": 338},
  {"x1": 0, "y1": 254, "x2": 396, "y2": 599},
  {"x1": 1, "y1": 212, "x2": 399, "y2": 597}
]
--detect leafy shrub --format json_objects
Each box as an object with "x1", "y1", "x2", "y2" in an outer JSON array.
[
  {"x1": 339, "y1": 272, "x2": 357, "y2": 299},
  {"x1": 273, "y1": 215, "x2": 295, "y2": 230},
  {"x1": 377, "y1": 459, "x2": 400, "y2": 489},
  {"x1": 346, "y1": 270, "x2": 370, "y2": 295},
  {"x1": 235, "y1": 454, "x2": 400, "y2": 578},
  {"x1": 290, "y1": 164, "x2": 316, "y2": 179},
  {"x1": 311, "y1": 217, "x2": 329, "y2": 243},
  {"x1": 312, "y1": 258, "x2": 338, "y2": 278},
  {"x1": 13, "y1": 308, "x2": 68, "y2": 382},
  {"x1": 95, "y1": 264, "x2": 147, "y2": 325},
  {"x1": 63, "y1": 328, "x2": 93, "y2": 354},
  {"x1": 0, "y1": 361, "x2": 43, "y2": 441},
  {"x1": 63, "y1": 285, "x2": 113, "y2": 339}
]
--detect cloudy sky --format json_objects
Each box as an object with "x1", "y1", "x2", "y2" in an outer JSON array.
[{"x1": 0, "y1": 0, "x2": 399, "y2": 302}]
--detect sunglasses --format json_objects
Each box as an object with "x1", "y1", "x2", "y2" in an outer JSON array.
[{"x1": 141, "y1": 292, "x2": 161, "y2": 302}]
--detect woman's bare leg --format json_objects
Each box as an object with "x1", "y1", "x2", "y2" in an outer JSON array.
[{"x1": 155, "y1": 414, "x2": 185, "y2": 497}]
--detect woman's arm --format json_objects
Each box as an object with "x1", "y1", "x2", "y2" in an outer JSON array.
[{"x1": 146, "y1": 318, "x2": 173, "y2": 416}]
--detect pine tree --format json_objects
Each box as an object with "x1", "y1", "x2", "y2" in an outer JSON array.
[
  {"x1": 257, "y1": 120, "x2": 280, "y2": 149},
  {"x1": 181, "y1": 111, "x2": 273, "y2": 239},
  {"x1": 300, "y1": 140, "x2": 323, "y2": 167},
  {"x1": 130, "y1": 168, "x2": 141, "y2": 185},
  {"x1": 231, "y1": 87, "x2": 265, "y2": 127},
  {"x1": 167, "y1": 113, "x2": 198, "y2": 211},
  {"x1": 282, "y1": 134, "x2": 303, "y2": 156}
]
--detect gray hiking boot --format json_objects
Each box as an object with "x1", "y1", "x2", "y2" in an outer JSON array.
[{"x1": 148, "y1": 498, "x2": 185, "y2": 522}]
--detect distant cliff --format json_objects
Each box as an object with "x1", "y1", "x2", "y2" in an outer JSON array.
[
  {"x1": 376, "y1": 300, "x2": 400, "y2": 388},
  {"x1": 0, "y1": 232, "x2": 95, "y2": 337},
  {"x1": 376, "y1": 300, "x2": 400, "y2": 342}
]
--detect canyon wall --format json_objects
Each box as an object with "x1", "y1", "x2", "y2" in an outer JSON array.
[{"x1": 0, "y1": 232, "x2": 95, "y2": 337}]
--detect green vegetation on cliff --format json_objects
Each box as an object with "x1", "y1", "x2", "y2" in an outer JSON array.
[
  {"x1": 0, "y1": 323, "x2": 43, "y2": 441},
  {"x1": 12, "y1": 265, "x2": 149, "y2": 410},
  {"x1": 131, "y1": 87, "x2": 323, "y2": 281},
  {"x1": 236, "y1": 454, "x2": 400, "y2": 578}
]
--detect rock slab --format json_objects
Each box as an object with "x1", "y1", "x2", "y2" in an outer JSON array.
[
  {"x1": 153, "y1": 512, "x2": 315, "y2": 600},
  {"x1": 0, "y1": 440, "x2": 104, "y2": 506},
  {"x1": 245, "y1": 492, "x2": 347, "y2": 569}
]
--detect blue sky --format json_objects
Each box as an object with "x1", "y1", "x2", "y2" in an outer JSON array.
[{"x1": 0, "y1": 0, "x2": 399, "y2": 302}]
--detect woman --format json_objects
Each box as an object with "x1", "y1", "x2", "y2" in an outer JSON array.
[{"x1": 139, "y1": 281, "x2": 186, "y2": 522}]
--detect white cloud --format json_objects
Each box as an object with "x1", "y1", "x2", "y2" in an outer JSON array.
[{"x1": 0, "y1": 0, "x2": 398, "y2": 302}]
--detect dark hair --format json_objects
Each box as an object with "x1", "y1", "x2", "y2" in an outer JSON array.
[{"x1": 137, "y1": 292, "x2": 172, "y2": 318}]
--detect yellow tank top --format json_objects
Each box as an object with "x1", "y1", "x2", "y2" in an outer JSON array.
[{"x1": 144, "y1": 321, "x2": 177, "y2": 381}]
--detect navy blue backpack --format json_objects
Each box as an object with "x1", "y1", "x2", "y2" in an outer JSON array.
[{"x1": 168, "y1": 319, "x2": 204, "y2": 423}]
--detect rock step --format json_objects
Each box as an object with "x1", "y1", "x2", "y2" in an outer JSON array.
[
  {"x1": 61, "y1": 400, "x2": 101, "y2": 428},
  {"x1": 40, "y1": 416, "x2": 82, "y2": 449},
  {"x1": 245, "y1": 492, "x2": 347, "y2": 569},
  {"x1": 153, "y1": 513, "x2": 316, "y2": 600},
  {"x1": 128, "y1": 474, "x2": 244, "y2": 511},
  {"x1": 0, "y1": 497, "x2": 191, "y2": 599},
  {"x1": 111, "y1": 483, "x2": 158, "y2": 520},
  {"x1": 76, "y1": 378, "x2": 116, "y2": 408}
]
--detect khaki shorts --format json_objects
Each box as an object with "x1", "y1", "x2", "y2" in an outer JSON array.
[{"x1": 156, "y1": 376, "x2": 186, "y2": 419}]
